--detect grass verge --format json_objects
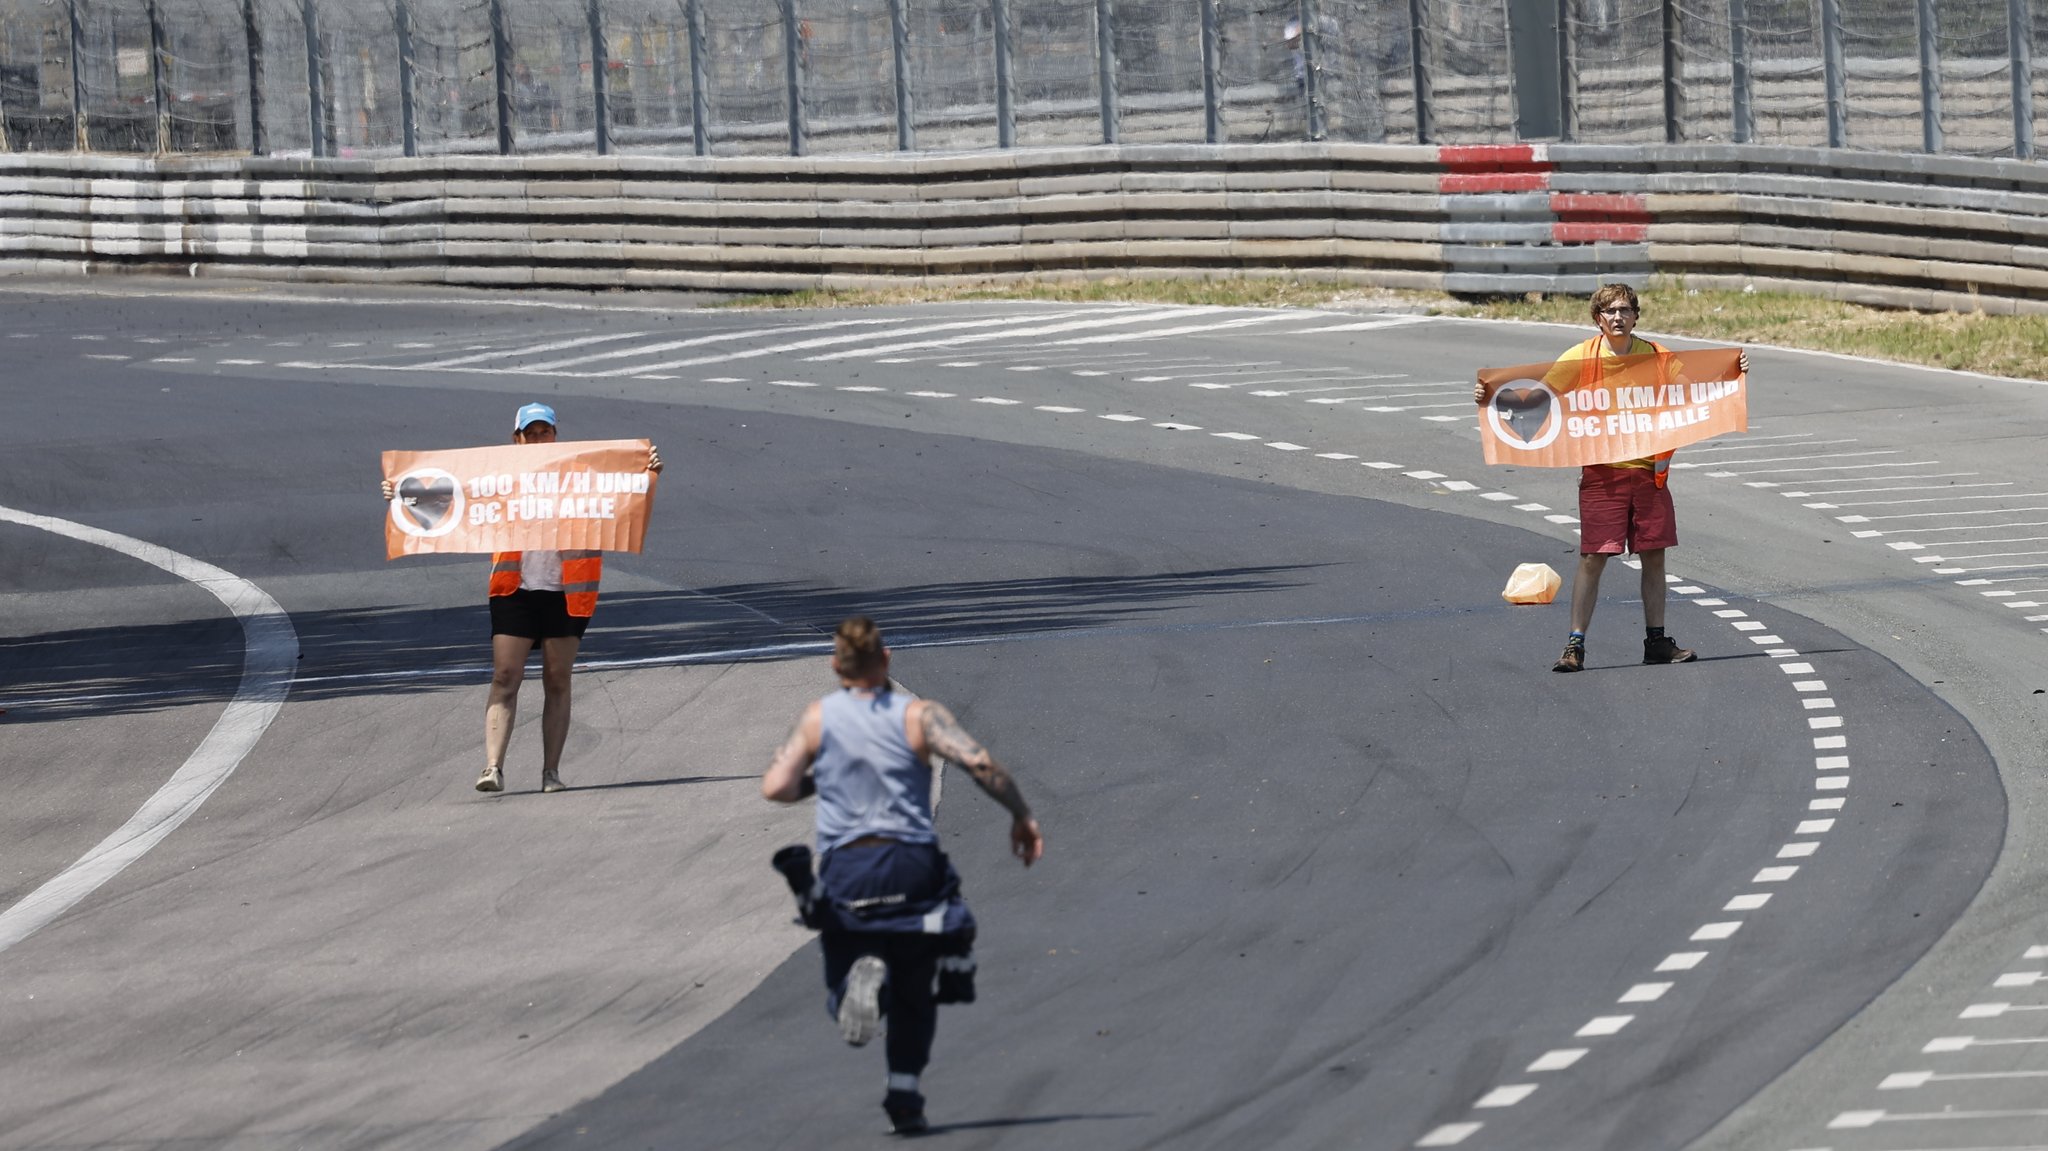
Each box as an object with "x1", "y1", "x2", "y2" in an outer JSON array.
[{"x1": 718, "y1": 278, "x2": 2048, "y2": 382}]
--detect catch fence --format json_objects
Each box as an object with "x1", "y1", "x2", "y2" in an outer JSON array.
[{"x1": 0, "y1": 0, "x2": 2043, "y2": 160}]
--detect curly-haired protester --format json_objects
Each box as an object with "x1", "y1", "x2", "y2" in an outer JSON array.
[
  {"x1": 762, "y1": 616, "x2": 1045, "y2": 1135},
  {"x1": 1476, "y1": 285, "x2": 1746, "y2": 672}
]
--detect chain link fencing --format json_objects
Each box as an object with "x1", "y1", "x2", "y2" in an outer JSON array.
[{"x1": 0, "y1": 0, "x2": 2042, "y2": 159}]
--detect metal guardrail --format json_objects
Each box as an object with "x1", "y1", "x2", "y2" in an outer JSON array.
[
  {"x1": 5, "y1": 144, "x2": 2047, "y2": 313},
  {"x1": 1, "y1": 0, "x2": 2045, "y2": 161}
]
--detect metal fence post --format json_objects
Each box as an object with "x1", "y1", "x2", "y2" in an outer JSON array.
[
  {"x1": 993, "y1": 0, "x2": 1014, "y2": 147},
  {"x1": 490, "y1": 0, "x2": 513, "y2": 154},
  {"x1": 2013, "y1": 0, "x2": 2035, "y2": 159},
  {"x1": 147, "y1": 0, "x2": 170, "y2": 152},
  {"x1": 1299, "y1": 0, "x2": 1323, "y2": 140},
  {"x1": 1408, "y1": 0, "x2": 1432, "y2": 144},
  {"x1": 1096, "y1": 0, "x2": 1118, "y2": 143},
  {"x1": 1728, "y1": 0, "x2": 1752, "y2": 143},
  {"x1": 69, "y1": 0, "x2": 88, "y2": 150},
  {"x1": 889, "y1": 0, "x2": 914, "y2": 150},
  {"x1": 243, "y1": 0, "x2": 265, "y2": 154},
  {"x1": 303, "y1": 0, "x2": 324, "y2": 157},
  {"x1": 1199, "y1": 0, "x2": 1221, "y2": 142},
  {"x1": 1916, "y1": 0, "x2": 1941, "y2": 153},
  {"x1": 396, "y1": 0, "x2": 417, "y2": 156},
  {"x1": 1557, "y1": 0, "x2": 1577, "y2": 141},
  {"x1": 686, "y1": 0, "x2": 707, "y2": 155},
  {"x1": 781, "y1": 0, "x2": 805, "y2": 156},
  {"x1": 1660, "y1": 0, "x2": 1682, "y2": 143},
  {"x1": 588, "y1": 0, "x2": 610, "y2": 154},
  {"x1": 1820, "y1": 0, "x2": 1845, "y2": 147}
]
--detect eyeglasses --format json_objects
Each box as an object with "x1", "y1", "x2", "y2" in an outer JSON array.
[{"x1": 1598, "y1": 307, "x2": 1638, "y2": 318}]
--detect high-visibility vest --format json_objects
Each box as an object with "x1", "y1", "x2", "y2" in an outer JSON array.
[
  {"x1": 488, "y1": 551, "x2": 602, "y2": 617},
  {"x1": 1565, "y1": 334, "x2": 1678, "y2": 486}
]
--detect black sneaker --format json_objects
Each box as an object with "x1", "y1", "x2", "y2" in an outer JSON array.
[
  {"x1": 934, "y1": 953, "x2": 977, "y2": 1005},
  {"x1": 883, "y1": 1088, "x2": 929, "y2": 1135},
  {"x1": 1643, "y1": 635, "x2": 1697, "y2": 664},
  {"x1": 1553, "y1": 642, "x2": 1585, "y2": 673}
]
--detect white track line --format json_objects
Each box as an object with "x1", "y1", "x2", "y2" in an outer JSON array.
[{"x1": 0, "y1": 506, "x2": 296, "y2": 954}]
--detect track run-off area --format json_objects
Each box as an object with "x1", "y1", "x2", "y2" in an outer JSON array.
[{"x1": 1, "y1": 282, "x2": 2044, "y2": 1151}]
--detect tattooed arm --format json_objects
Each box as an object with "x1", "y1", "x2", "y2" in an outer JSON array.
[
  {"x1": 762, "y1": 701, "x2": 823, "y2": 803},
  {"x1": 912, "y1": 699, "x2": 1045, "y2": 866}
]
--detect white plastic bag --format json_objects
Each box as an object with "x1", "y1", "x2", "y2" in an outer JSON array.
[{"x1": 1501, "y1": 562, "x2": 1562, "y2": 605}]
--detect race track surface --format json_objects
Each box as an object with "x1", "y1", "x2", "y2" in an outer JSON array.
[{"x1": 0, "y1": 283, "x2": 2039, "y2": 1151}]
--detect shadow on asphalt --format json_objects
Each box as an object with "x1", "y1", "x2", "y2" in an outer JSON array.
[
  {"x1": 916, "y1": 1111, "x2": 1152, "y2": 1135},
  {"x1": 0, "y1": 565, "x2": 1321, "y2": 723}
]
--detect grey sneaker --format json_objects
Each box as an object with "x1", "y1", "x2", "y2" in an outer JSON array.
[
  {"x1": 541, "y1": 769, "x2": 567, "y2": 793},
  {"x1": 839, "y1": 955, "x2": 886, "y2": 1047},
  {"x1": 475, "y1": 764, "x2": 504, "y2": 793}
]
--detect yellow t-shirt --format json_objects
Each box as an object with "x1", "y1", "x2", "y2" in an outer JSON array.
[{"x1": 1540, "y1": 334, "x2": 1675, "y2": 471}]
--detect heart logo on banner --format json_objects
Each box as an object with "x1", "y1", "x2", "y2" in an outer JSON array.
[
  {"x1": 399, "y1": 475, "x2": 457, "y2": 532},
  {"x1": 1493, "y1": 387, "x2": 1553, "y2": 443}
]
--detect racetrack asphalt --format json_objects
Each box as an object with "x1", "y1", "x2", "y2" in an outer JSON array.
[{"x1": 0, "y1": 283, "x2": 2033, "y2": 1150}]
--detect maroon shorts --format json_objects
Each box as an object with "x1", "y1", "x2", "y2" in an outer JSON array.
[{"x1": 1578, "y1": 465, "x2": 1678, "y2": 555}]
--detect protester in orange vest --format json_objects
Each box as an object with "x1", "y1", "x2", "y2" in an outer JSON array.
[
  {"x1": 1474, "y1": 285, "x2": 1746, "y2": 673},
  {"x1": 384, "y1": 401, "x2": 662, "y2": 793}
]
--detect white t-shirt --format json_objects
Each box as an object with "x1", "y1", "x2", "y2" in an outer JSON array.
[{"x1": 519, "y1": 549, "x2": 564, "y2": 592}]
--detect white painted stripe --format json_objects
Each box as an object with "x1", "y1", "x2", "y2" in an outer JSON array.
[
  {"x1": 1692, "y1": 922, "x2": 1742, "y2": 941},
  {"x1": 1415, "y1": 1123, "x2": 1483, "y2": 1146},
  {"x1": 1099, "y1": 413, "x2": 1146, "y2": 422},
  {"x1": 411, "y1": 329, "x2": 651, "y2": 369},
  {"x1": 1212, "y1": 431, "x2": 1260, "y2": 440},
  {"x1": 1619, "y1": 982, "x2": 1672, "y2": 1002},
  {"x1": 1046, "y1": 311, "x2": 1302, "y2": 347},
  {"x1": 1526, "y1": 1048, "x2": 1587, "y2": 1071},
  {"x1": 1817, "y1": 776, "x2": 1850, "y2": 791},
  {"x1": 1289, "y1": 316, "x2": 1439, "y2": 334},
  {"x1": 0, "y1": 506, "x2": 295, "y2": 955},
  {"x1": 1725, "y1": 893, "x2": 1773, "y2": 910},
  {"x1": 1267, "y1": 442, "x2": 1310, "y2": 451},
  {"x1": 810, "y1": 308, "x2": 1203, "y2": 361},
  {"x1": 1576, "y1": 1015, "x2": 1634, "y2": 1037},
  {"x1": 1808, "y1": 715, "x2": 1843, "y2": 729},
  {"x1": 1778, "y1": 842, "x2": 1820, "y2": 858},
  {"x1": 1474, "y1": 1084, "x2": 1537, "y2": 1108},
  {"x1": 972, "y1": 397, "x2": 1021, "y2": 405},
  {"x1": 1816, "y1": 756, "x2": 1851, "y2": 771},
  {"x1": 1802, "y1": 698, "x2": 1837, "y2": 710},
  {"x1": 1155, "y1": 422, "x2": 1203, "y2": 431},
  {"x1": 528, "y1": 315, "x2": 998, "y2": 371},
  {"x1": 1036, "y1": 405, "x2": 1085, "y2": 413},
  {"x1": 1754, "y1": 866, "x2": 1798, "y2": 881},
  {"x1": 1656, "y1": 952, "x2": 1707, "y2": 971},
  {"x1": 1794, "y1": 681, "x2": 1828, "y2": 691},
  {"x1": 1316, "y1": 452, "x2": 1358, "y2": 460},
  {"x1": 1814, "y1": 735, "x2": 1847, "y2": 749},
  {"x1": 906, "y1": 391, "x2": 956, "y2": 398}
]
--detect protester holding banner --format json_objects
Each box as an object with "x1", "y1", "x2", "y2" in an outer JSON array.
[
  {"x1": 761, "y1": 616, "x2": 1044, "y2": 1136},
  {"x1": 382, "y1": 402, "x2": 662, "y2": 794},
  {"x1": 1473, "y1": 285, "x2": 1747, "y2": 673}
]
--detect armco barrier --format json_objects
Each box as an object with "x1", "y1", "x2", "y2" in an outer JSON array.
[{"x1": 4, "y1": 144, "x2": 2048, "y2": 314}]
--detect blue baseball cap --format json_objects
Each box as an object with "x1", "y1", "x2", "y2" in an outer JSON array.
[{"x1": 514, "y1": 402, "x2": 558, "y2": 431}]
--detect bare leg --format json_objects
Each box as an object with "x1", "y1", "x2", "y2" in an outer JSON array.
[
  {"x1": 1638, "y1": 548, "x2": 1668, "y2": 630},
  {"x1": 486, "y1": 634, "x2": 535, "y2": 771},
  {"x1": 538, "y1": 635, "x2": 582, "y2": 776},
  {"x1": 1569, "y1": 552, "x2": 1611, "y2": 635}
]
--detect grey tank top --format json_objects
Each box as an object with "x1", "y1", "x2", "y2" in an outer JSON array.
[{"x1": 814, "y1": 687, "x2": 938, "y2": 853}]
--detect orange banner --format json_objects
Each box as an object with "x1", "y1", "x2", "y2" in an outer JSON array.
[
  {"x1": 383, "y1": 439, "x2": 658, "y2": 559},
  {"x1": 1476, "y1": 348, "x2": 1747, "y2": 468}
]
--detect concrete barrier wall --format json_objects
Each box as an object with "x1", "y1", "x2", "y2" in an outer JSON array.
[{"x1": 5, "y1": 144, "x2": 2048, "y2": 313}]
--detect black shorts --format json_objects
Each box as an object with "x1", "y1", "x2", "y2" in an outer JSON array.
[{"x1": 489, "y1": 589, "x2": 590, "y2": 640}]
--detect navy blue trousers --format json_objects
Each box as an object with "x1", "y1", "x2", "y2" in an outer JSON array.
[{"x1": 818, "y1": 842, "x2": 951, "y2": 1076}]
